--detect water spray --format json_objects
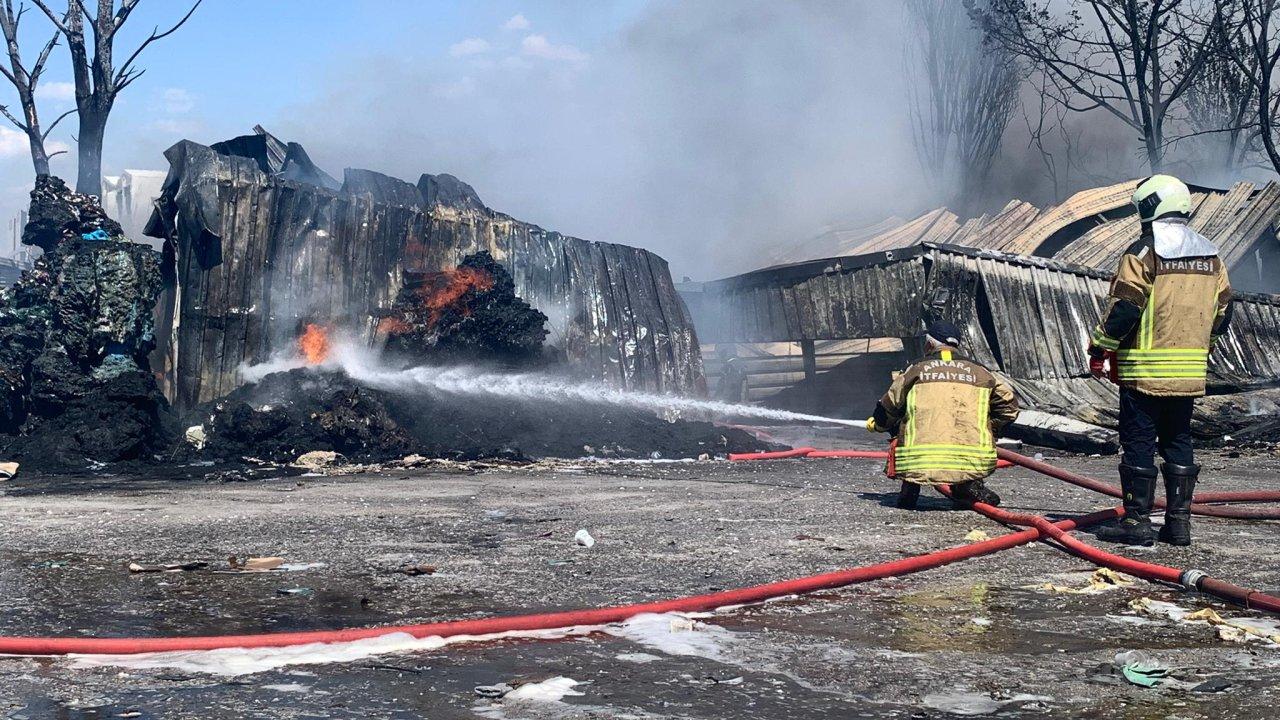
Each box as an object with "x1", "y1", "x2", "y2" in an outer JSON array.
[{"x1": 239, "y1": 338, "x2": 862, "y2": 428}]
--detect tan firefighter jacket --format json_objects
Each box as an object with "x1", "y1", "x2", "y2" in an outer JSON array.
[
  {"x1": 1089, "y1": 219, "x2": 1232, "y2": 397},
  {"x1": 873, "y1": 347, "x2": 1019, "y2": 486}
]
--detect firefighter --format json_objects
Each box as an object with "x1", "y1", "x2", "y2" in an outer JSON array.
[
  {"x1": 1088, "y1": 174, "x2": 1233, "y2": 547},
  {"x1": 866, "y1": 320, "x2": 1019, "y2": 510}
]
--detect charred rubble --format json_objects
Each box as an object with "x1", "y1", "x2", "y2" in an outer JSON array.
[
  {"x1": 0, "y1": 176, "x2": 172, "y2": 469},
  {"x1": 191, "y1": 251, "x2": 771, "y2": 465},
  {"x1": 380, "y1": 251, "x2": 552, "y2": 366}
]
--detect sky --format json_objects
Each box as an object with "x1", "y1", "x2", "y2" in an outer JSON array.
[{"x1": 0, "y1": 0, "x2": 925, "y2": 277}]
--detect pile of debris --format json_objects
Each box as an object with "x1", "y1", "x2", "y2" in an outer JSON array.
[
  {"x1": 380, "y1": 251, "x2": 552, "y2": 365},
  {"x1": 190, "y1": 252, "x2": 772, "y2": 465},
  {"x1": 0, "y1": 176, "x2": 172, "y2": 469}
]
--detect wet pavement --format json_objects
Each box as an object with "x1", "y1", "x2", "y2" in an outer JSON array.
[{"x1": 2, "y1": 429, "x2": 1279, "y2": 718}]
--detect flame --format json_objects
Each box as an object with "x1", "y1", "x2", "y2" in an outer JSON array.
[
  {"x1": 299, "y1": 323, "x2": 331, "y2": 364},
  {"x1": 420, "y1": 266, "x2": 493, "y2": 328}
]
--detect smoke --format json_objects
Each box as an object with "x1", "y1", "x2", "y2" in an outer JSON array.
[
  {"x1": 239, "y1": 339, "x2": 861, "y2": 429},
  {"x1": 277, "y1": 1, "x2": 926, "y2": 279}
]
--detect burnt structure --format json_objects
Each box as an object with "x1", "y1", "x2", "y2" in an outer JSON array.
[
  {"x1": 684, "y1": 243, "x2": 1280, "y2": 429},
  {"x1": 145, "y1": 128, "x2": 703, "y2": 411}
]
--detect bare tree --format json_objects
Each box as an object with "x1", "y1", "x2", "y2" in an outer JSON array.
[
  {"x1": 1210, "y1": 1, "x2": 1280, "y2": 176},
  {"x1": 31, "y1": 0, "x2": 201, "y2": 197},
  {"x1": 0, "y1": 1, "x2": 72, "y2": 175},
  {"x1": 972, "y1": 1, "x2": 1223, "y2": 172},
  {"x1": 1174, "y1": 8, "x2": 1259, "y2": 178},
  {"x1": 906, "y1": 0, "x2": 1020, "y2": 213}
]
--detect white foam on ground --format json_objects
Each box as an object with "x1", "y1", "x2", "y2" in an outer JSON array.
[
  {"x1": 65, "y1": 612, "x2": 728, "y2": 677},
  {"x1": 66, "y1": 626, "x2": 595, "y2": 677},
  {"x1": 503, "y1": 676, "x2": 583, "y2": 702}
]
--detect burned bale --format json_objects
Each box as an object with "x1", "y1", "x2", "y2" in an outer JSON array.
[
  {"x1": 0, "y1": 176, "x2": 172, "y2": 470},
  {"x1": 194, "y1": 366, "x2": 772, "y2": 464},
  {"x1": 382, "y1": 251, "x2": 550, "y2": 365},
  {"x1": 195, "y1": 370, "x2": 415, "y2": 463}
]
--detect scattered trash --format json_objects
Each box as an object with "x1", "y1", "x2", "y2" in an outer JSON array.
[
  {"x1": 226, "y1": 556, "x2": 285, "y2": 572},
  {"x1": 293, "y1": 450, "x2": 342, "y2": 470},
  {"x1": 971, "y1": 617, "x2": 992, "y2": 627},
  {"x1": 1030, "y1": 568, "x2": 1133, "y2": 594},
  {"x1": 485, "y1": 510, "x2": 508, "y2": 521},
  {"x1": 1130, "y1": 597, "x2": 1280, "y2": 645},
  {"x1": 1192, "y1": 677, "x2": 1233, "y2": 693},
  {"x1": 1114, "y1": 649, "x2": 1171, "y2": 687},
  {"x1": 574, "y1": 529, "x2": 595, "y2": 548},
  {"x1": 475, "y1": 683, "x2": 514, "y2": 698},
  {"x1": 963, "y1": 529, "x2": 990, "y2": 542},
  {"x1": 0, "y1": 461, "x2": 18, "y2": 479},
  {"x1": 127, "y1": 561, "x2": 208, "y2": 573},
  {"x1": 792, "y1": 533, "x2": 826, "y2": 541},
  {"x1": 276, "y1": 588, "x2": 313, "y2": 596},
  {"x1": 184, "y1": 425, "x2": 207, "y2": 450},
  {"x1": 396, "y1": 563, "x2": 436, "y2": 576}
]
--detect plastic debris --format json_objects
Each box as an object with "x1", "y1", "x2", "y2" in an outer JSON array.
[
  {"x1": 396, "y1": 563, "x2": 436, "y2": 576},
  {"x1": 963, "y1": 529, "x2": 990, "y2": 542},
  {"x1": 0, "y1": 461, "x2": 18, "y2": 479},
  {"x1": 574, "y1": 529, "x2": 595, "y2": 548},
  {"x1": 227, "y1": 556, "x2": 285, "y2": 572},
  {"x1": 1030, "y1": 567, "x2": 1133, "y2": 594},
  {"x1": 475, "y1": 683, "x2": 514, "y2": 698},
  {"x1": 184, "y1": 425, "x2": 206, "y2": 450},
  {"x1": 1114, "y1": 649, "x2": 1171, "y2": 687},
  {"x1": 1131, "y1": 597, "x2": 1280, "y2": 645}
]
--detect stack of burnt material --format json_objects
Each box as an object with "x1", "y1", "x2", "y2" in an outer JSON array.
[
  {"x1": 193, "y1": 252, "x2": 770, "y2": 464},
  {"x1": 145, "y1": 127, "x2": 704, "y2": 411},
  {"x1": 0, "y1": 176, "x2": 171, "y2": 469}
]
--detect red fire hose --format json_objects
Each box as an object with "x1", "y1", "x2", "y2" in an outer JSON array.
[{"x1": 1, "y1": 447, "x2": 1277, "y2": 656}]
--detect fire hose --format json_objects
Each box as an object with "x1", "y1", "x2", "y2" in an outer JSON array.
[{"x1": 0, "y1": 449, "x2": 1277, "y2": 656}]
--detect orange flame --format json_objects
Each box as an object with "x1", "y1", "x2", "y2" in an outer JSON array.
[
  {"x1": 299, "y1": 323, "x2": 331, "y2": 364},
  {"x1": 420, "y1": 267, "x2": 493, "y2": 328}
]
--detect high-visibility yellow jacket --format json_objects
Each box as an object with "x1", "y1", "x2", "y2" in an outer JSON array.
[
  {"x1": 1089, "y1": 219, "x2": 1232, "y2": 397},
  {"x1": 873, "y1": 348, "x2": 1019, "y2": 486}
]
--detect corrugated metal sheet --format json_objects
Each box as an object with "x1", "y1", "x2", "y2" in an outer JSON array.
[{"x1": 686, "y1": 243, "x2": 1280, "y2": 423}]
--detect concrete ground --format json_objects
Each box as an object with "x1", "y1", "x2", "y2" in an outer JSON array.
[{"x1": 1, "y1": 427, "x2": 1278, "y2": 719}]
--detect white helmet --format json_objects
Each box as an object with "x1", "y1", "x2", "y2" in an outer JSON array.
[{"x1": 1132, "y1": 174, "x2": 1192, "y2": 222}]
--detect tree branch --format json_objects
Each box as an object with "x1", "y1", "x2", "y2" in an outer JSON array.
[{"x1": 112, "y1": 0, "x2": 202, "y2": 89}]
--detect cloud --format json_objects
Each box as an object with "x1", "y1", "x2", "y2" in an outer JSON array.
[
  {"x1": 0, "y1": 127, "x2": 28, "y2": 158},
  {"x1": 35, "y1": 81, "x2": 76, "y2": 103},
  {"x1": 160, "y1": 88, "x2": 195, "y2": 114},
  {"x1": 448, "y1": 37, "x2": 490, "y2": 57},
  {"x1": 503, "y1": 13, "x2": 530, "y2": 31},
  {"x1": 521, "y1": 34, "x2": 587, "y2": 62}
]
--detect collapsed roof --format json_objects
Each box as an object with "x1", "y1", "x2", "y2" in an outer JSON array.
[{"x1": 772, "y1": 179, "x2": 1280, "y2": 293}]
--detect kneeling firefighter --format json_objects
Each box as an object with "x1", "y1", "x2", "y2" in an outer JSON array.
[
  {"x1": 1088, "y1": 174, "x2": 1233, "y2": 547},
  {"x1": 866, "y1": 321, "x2": 1019, "y2": 509}
]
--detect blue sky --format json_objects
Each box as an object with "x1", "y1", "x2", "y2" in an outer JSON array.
[{"x1": 0, "y1": 1, "x2": 922, "y2": 276}]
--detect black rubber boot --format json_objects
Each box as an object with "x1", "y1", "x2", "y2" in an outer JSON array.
[
  {"x1": 1158, "y1": 462, "x2": 1199, "y2": 546},
  {"x1": 1096, "y1": 464, "x2": 1158, "y2": 546},
  {"x1": 950, "y1": 479, "x2": 1001, "y2": 507},
  {"x1": 896, "y1": 480, "x2": 921, "y2": 510}
]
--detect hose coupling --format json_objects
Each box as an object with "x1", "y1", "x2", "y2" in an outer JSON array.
[{"x1": 1180, "y1": 569, "x2": 1208, "y2": 590}]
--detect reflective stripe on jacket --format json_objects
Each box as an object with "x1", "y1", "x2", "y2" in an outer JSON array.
[{"x1": 874, "y1": 348, "x2": 1018, "y2": 486}]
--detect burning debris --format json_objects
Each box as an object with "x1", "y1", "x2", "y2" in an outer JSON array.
[
  {"x1": 380, "y1": 251, "x2": 551, "y2": 365},
  {"x1": 190, "y1": 253, "x2": 771, "y2": 465},
  {"x1": 0, "y1": 176, "x2": 172, "y2": 469}
]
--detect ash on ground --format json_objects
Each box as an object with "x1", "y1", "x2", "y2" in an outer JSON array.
[{"x1": 0, "y1": 176, "x2": 172, "y2": 469}]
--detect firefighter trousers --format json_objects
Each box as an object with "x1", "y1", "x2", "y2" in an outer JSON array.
[{"x1": 1118, "y1": 387, "x2": 1194, "y2": 469}]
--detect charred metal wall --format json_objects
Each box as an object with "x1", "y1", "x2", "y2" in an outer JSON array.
[
  {"x1": 147, "y1": 140, "x2": 703, "y2": 409},
  {"x1": 686, "y1": 243, "x2": 1280, "y2": 425}
]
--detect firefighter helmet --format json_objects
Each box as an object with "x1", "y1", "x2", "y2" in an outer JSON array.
[{"x1": 1132, "y1": 174, "x2": 1192, "y2": 222}]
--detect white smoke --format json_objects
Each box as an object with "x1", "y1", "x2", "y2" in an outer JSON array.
[{"x1": 240, "y1": 339, "x2": 861, "y2": 428}]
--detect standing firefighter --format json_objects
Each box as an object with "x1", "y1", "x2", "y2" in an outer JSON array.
[
  {"x1": 1088, "y1": 175, "x2": 1232, "y2": 547},
  {"x1": 867, "y1": 321, "x2": 1019, "y2": 509}
]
